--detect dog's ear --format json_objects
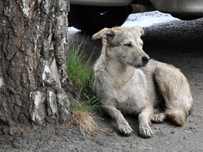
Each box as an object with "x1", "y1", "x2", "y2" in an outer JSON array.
[
  {"x1": 92, "y1": 28, "x2": 115, "y2": 44},
  {"x1": 132, "y1": 26, "x2": 144, "y2": 37}
]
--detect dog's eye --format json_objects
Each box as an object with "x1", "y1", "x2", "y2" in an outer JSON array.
[{"x1": 124, "y1": 43, "x2": 132, "y2": 47}]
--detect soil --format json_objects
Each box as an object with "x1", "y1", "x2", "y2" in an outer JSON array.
[{"x1": 1, "y1": 12, "x2": 203, "y2": 152}]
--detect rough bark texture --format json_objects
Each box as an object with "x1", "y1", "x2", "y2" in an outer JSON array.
[{"x1": 0, "y1": 0, "x2": 74, "y2": 126}]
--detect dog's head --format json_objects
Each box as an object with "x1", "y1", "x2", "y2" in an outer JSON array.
[{"x1": 92, "y1": 26, "x2": 150, "y2": 68}]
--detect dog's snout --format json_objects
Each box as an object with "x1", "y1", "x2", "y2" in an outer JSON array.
[{"x1": 142, "y1": 56, "x2": 150, "y2": 64}]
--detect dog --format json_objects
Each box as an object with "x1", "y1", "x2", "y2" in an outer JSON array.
[{"x1": 92, "y1": 26, "x2": 193, "y2": 138}]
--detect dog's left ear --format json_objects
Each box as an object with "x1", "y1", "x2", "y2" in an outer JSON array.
[
  {"x1": 92, "y1": 28, "x2": 115, "y2": 44},
  {"x1": 132, "y1": 26, "x2": 144, "y2": 37}
]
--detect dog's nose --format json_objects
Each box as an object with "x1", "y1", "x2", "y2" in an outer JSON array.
[{"x1": 142, "y1": 56, "x2": 150, "y2": 64}]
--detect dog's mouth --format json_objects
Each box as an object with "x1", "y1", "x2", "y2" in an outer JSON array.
[{"x1": 127, "y1": 62, "x2": 148, "y2": 68}]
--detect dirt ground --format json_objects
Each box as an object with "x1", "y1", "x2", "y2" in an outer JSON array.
[{"x1": 1, "y1": 12, "x2": 203, "y2": 152}]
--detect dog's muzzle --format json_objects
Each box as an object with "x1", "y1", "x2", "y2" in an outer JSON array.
[{"x1": 127, "y1": 54, "x2": 150, "y2": 68}]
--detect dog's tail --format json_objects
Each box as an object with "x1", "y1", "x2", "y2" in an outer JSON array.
[
  {"x1": 166, "y1": 108, "x2": 186, "y2": 126},
  {"x1": 165, "y1": 100, "x2": 192, "y2": 126}
]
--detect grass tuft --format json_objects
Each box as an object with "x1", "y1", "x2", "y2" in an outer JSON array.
[
  {"x1": 67, "y1": 41, "x2": 94, "y2": 94},
  {"x1": 67, "y1": 41, "x2": 101, "y2": 135},
  {"x1": 69, "y1": 95, "x2": 101, "y2": 135}
]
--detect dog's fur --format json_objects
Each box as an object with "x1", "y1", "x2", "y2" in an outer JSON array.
[{"x1": 92, "y1": 26, "x2": 193, "y2": 138}]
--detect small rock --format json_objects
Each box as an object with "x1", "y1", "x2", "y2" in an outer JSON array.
[{"x1": 171, "y1": 130, "x2": 175, "y2": 134}]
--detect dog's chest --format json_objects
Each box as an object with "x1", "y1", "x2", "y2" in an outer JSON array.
[
  {"x1": 113, "y1": 82, "x2": 147, "y2": 114},
  {"x1": 113, "y1": 83, "x2": 130, "y2": 102},
  {"x1": 112, "y1": 74, "x2": 146, "y2": 103}
]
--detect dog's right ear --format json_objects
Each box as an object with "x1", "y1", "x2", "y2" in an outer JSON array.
[
  {"x1": 132, "y1": 26, "x2": 144, "y2": 37},
  {"x1": 92, "y1": 28, "x2": 115, "y2": 44}
]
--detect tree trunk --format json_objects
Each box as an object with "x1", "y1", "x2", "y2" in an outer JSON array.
[{"x1": 0, "y1": 0, "x2": 74, "y2": 126}]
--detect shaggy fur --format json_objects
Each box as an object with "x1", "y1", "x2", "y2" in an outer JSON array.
[{"x1": 92, "y1": 26, "x2": 193, "y2": 138}]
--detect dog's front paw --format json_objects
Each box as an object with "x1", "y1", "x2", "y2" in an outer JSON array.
[
  {"x1": 139, "y1": 124, "x2": 153, "y2": 138},
  {"x1": 151, "y1": 113, "x2": 166, "y2": 123},
  {"x1": 118, "y1": 121, "x2": 133, "y2": 136}
]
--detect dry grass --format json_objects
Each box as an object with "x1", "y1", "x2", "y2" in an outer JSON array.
[
  {"x1": 68, "y1": 95, "x2": 102, "y2": 135},
  {"x1": 69, "y1": 107, "x2": 101, "y2": 136}
]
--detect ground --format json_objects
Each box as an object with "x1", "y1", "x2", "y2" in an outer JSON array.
[{"x1": 1, "y1": 11, "x2": 203, "y2": 152}]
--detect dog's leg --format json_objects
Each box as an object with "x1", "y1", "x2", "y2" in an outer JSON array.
[
  {"x1": 154, "y1": 65, "x2": 193, "y2": 126},
  {"x1": 103, "y1": 105, "x2": 133, "y2": 136},
  {"x1": 151, "y1": 113, "x2": 167, "y2": 123},
  {"x1": 151, "y1": 108, "x2": 166, "y2": 123},
  {"x1": 138, "y1": 107, "x2": 153, "y2": 138}
]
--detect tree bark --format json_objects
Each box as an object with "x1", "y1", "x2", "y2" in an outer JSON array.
[{"x1": 0, "y1": 0, "x2": 74, "y2": 126}]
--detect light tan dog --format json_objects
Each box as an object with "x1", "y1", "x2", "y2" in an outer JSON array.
[{"x1": 92, "y1": 26, "x2": 193, "y2": 138}]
